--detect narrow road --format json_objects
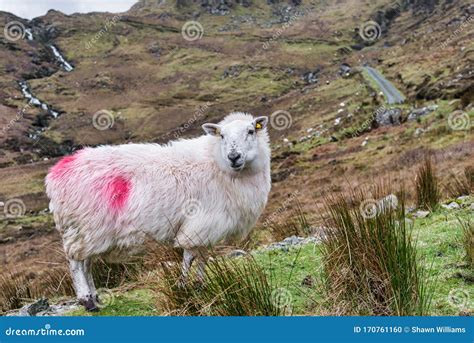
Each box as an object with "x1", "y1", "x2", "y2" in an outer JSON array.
[{"x1": 363, "y1": 66, "x2": 406, "y2": 104}]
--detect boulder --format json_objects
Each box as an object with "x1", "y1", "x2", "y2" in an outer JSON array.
[{"x1": 376, "y1": 108, "x2": 402, "y2": 126}]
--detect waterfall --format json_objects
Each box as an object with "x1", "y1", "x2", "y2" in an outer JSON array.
[
  {"x1": 49, "y1": 45, "x2": 74, "y2": 72},
  {"x1": 19, "y1": 80, "x2": 59, "y2": 118}
]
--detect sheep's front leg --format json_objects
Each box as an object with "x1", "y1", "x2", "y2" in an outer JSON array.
[
  {"x1": 84, "y1": 258, "x2": 98, "y2": 303},
  {"x1": 69, "y1": 259, "x2": 98, "y2": 312}
]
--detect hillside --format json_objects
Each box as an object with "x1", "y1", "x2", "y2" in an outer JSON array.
[{"x1": 0, "y1": 0, "x2": 472, "y2": 315}]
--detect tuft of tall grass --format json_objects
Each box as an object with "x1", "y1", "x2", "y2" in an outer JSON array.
[
  {"x1": 415, "y1": 157, "x2": 441, "y2": 210},
  {"x1": 155, "y1": 250, "x2": 284, "y2": 316},
  {"x1": 446, "y1": 167, "x2": 473, "y2": 198},
  {"x1": 268, "y1": 201, "x2": 312, "y2": 241},
  {"x1": 458, "y1": 218, "x2": 473, "y2": 268},
  {"x1": 319, "y1": 186, "x2": 431, "y2": 315}
]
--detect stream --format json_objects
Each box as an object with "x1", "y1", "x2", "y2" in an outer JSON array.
[
  {"x1": 19, "y1": 80, "x2": 59, "y2": 118},
  {"x1": 18, "y1": 29, "x2": 74, "y2": 121},
  {"x1": 49, "y1": 45, "x2": 74, "y2": 72}
]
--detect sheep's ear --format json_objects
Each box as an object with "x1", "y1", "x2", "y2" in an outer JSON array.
[
  {"x1": 202, "y1": 123, "x2": 221, "y2": 136},
  {"x1": 253, "y1": 116, "x2": 268, "y2": 131}
]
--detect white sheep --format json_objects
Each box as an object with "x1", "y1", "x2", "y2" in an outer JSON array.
[{"x1": 45, "y1": 112, "x2": 271, "y2": 311}]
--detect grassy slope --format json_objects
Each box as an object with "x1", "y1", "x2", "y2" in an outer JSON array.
[{"x1": 68, "y1": 199, "x2": 473, "y2": 316}]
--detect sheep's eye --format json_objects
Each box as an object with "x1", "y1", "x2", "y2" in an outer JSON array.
[
  {"x1": 248, "y1": 129, "x2": 255, "y2": 135},
  {"x1": 220, "y1": 134, "x2": 224, "y2": 139}
]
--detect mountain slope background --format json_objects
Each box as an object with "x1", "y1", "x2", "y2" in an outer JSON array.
[{"x1": 0, "y1": 0, "x2": 472, "y2": 313}]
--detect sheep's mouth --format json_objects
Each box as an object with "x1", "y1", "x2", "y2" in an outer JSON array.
[{"x1": 230, "y1": 163, "x2": 244, "y2": 171}]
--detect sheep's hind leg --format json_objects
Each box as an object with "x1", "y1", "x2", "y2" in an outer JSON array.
[
  {"x1": 196, "y1": 248, "x2": 209, "y2": 284},
  {"x1": 69, "y1": 259, "x2": 99, "y2": 312},
  {"x1": 179, "y1": 249, "x2": 196, "y2": 287}
]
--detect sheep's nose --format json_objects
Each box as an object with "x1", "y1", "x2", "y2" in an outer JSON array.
[{"x1": 227, "y1": 152, "x2": 241, "y2": 164}]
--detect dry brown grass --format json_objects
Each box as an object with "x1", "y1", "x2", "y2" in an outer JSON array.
[
  {"x1": 445, "y1": 167, "x2": 473, "y2": 198},
  {"x1": 267, "y1": 200, "x2": 312, "y2": 241},
  {"x1": 415, "y1": 156, "x2": 441, "y2": 210},
  {"x1": 0, "y1": 258, "x2": 143, "y2": 313}
]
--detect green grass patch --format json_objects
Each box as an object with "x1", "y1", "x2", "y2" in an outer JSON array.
[{"x1": 68, "y1": 289, "x2": 157, "y2": 316}]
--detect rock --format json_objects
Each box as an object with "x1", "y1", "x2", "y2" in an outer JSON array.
[
  {"x1": 228, "y1": 249, "x2": 247, "y2": 258},
  {"x1": 407, "y1": 106, "x2": 436, "y2": 121},
  {"x1": 282, "y1": 235, "x2": 304, "y2": 245},
  {"x1": 339, "y1": 63, "x2": 351, "y2": 76},
  {"x1": 301, "y1": 275, "x2": 314, "y2": 288},
  {"x1": 222, "y1": 65, "x2": 241, "y2": 79},
  {"x1": 414, "y1": 128, "x2": 425, "y2": 137},
  {"x1": 19, "y1": 299, "x2": 50, "y2": 316},
  {"x1": 376, "y1": 108, "x2": 402, "y2": 126},
  {"x1": 379, "y1": 194, "x2": 398, "y2": 212},
  {"x1": 302, "y1": 69, "x2": 320, "y2": 84},
  {"x1": 147, "y1": 43, "x2": 161, "y2": 59},
  {"x1": 414, "y1": 210, "x2": 430, "y2": 218},
  {"x1": 441, "y1": 202, "x2": 460, "y2": 210},
  {"x1": 457, "y1": 195, "x2": 470, "y2": 201},
  {"x1": 261, "y1": 235, "x2": 320, "y2": 253},
  {"x1": 7, "y1": 299, "x2": 82, "y2": 317}
]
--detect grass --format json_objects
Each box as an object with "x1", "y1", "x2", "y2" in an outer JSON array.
[
  {"x1": 267, "y1": 200, "x2": 312, "y2": 241},
  {"x1": 68, "y1": 289, "x2": 157, "y2": 316},
  {"x1": 318, "y1": 187, "x2": 431, "y2": 315},
  {"x1": 446, "y1": 167, "x2": 473, "y2": 198},
  {"x1": 0, "y1": 258, "x2": 142, "y2": 314},
  {"x1": 415, "y1": 156, "x2": 441, "y2": 210},
  {"x1": 154, "y1": 253, "x2": 285, "y2": 316},
  {"x1": 58, "y1": 198, "x2": 472, "y2": 316},
  {"x1": 458, "y1": 217, "x2": 473, "y2": 268},
  {"x1": 413, "y1": 209, "x2": 473, "y2": 315}
]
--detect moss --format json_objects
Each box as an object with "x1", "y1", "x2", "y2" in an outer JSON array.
[{"x1": 67, "y1": 289, "x2": 158, "y2": 316}]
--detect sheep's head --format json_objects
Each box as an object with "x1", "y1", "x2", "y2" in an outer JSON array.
[{"x1": 202, "y1": 114, "x2": 268, "y2": 173}]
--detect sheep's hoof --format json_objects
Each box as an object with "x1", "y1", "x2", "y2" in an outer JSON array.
[{"x1": 79, "y1": 296, "x2": 100, "y2": 312}]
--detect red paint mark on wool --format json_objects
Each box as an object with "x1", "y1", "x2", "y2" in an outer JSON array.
[
  {"x1": 104, "y1": 175, "x2": 131, "y2": 212},
  {"x1": 49, "y1": 151, "x2": 81, "y2": 180}
]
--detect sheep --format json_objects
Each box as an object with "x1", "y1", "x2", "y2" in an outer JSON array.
[{"x1": 45, "y1": 112, "x2": 271, "y2": 311}]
